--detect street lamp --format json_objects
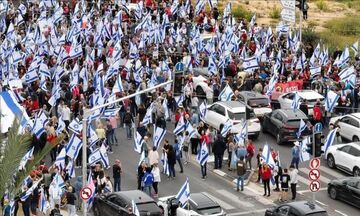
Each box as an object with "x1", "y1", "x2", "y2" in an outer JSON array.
[{"x1": 81, "y1": 80, "x2": 173, "y2": 216}]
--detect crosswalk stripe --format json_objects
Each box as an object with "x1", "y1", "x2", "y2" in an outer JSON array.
[
  {"x1": 216, "y1": 189, "x2": 254, "y2": 208},
  {"x1": 299, "y1": 168, "x2": 332, "y2": 184},
  {"x1": 202, "y1": 192, "x2": 235, "y2": 210},
  {"x1": 318, "y1": 166, "x2": 344, "y2": 179}
]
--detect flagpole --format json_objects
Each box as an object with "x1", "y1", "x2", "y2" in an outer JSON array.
[{"x1": 81, "y1": 80, "x2": 173, "y2": 216}]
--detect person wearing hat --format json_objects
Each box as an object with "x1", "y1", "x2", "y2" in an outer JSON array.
[
  {"x1": 66, "y1": 186, "x2": 76, "y2": 216},
  {"x1": 291, "y1": 141, "x2": 301, "y2": 169}
]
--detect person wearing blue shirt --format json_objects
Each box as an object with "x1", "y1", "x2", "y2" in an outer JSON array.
[
  {"x1": 174, "y1": 139, "x2": 184, "y2": 173},
  {"x1": 142, "y1": 167, "x2": 154, "y2": 196},
  {"x1": 236, "y1": 145, "x2": 248, "y2": 159},
  {"x1": 291, "y1": 141, "x2": 301, "y2": 169}
]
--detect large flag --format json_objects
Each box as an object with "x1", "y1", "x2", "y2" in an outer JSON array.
[
  {"x1": 86, "y1": 172, "x2": 96, "y2": 210},
  {"x1": 199, "y1": 101, "x2": 207, "y2": 120},
  {"x1": 242, "y1": 56, "x2": 259, "y2": 72},
  {"x1": 300, "y1": 138, "x2": 311, "y2": 163},
  {"x1": 20, "y1": 179, "x2": 42, "y2": 201},
  {"x1": 132, "y1": 200, "x2": 140, "y2": 216},
  {"x1": 351, "y1": 41, "x2": 358, "y2": 56},
  {"x1": 18, "y1": 147, "x2": 34, "y2": 170},
  {"x1": 153, "y1": 126, "x2": 166, "y2": 150},
  {"x1": 65, "y1": 134, "x2": 83, "y2": 160},
  {"x1": 141, "y1": 107, "x2": 153, "y2": 126},
  {"x1": 174, "y1": 115, "x2": 186, "y2": 135},
  {"x1": 197, "y1": 141, "x2": 209, "y2": 166},
  {"x1": 234, "y1": 120, "x2": 247, "y2": 145},
  {"x1": 56, "y1": 116, "x2": 66, "y2": 135},
  {"x1": 291, "y1": 92, "x2": 301, "y2": 112},
  {"x1": 66, "y1": 159, "x2": 76, "y2": 179},
  {"x1": 112, "y1": 74, "x2": 124, "y2": 94},
  {"x1": 161, "y1": 152, "x2": 170, "y2": 176},
  {"x1": 185, "y1": 121, "x2": 196, "y2": 138},
  {"x1": 68, "y1": 118, "x2": 83, "y2": 135},
  {"x1": 39, "y1": 188, "x2": 47, "y2": 215},
  {"x1": 54, "y1": 148, "x2": 66, "y2": 170},
  {"x1": 297, "y1": 119, "x2": 307, "y2": 138},
  {"x1": 324, "y1": 90, "x2": 339, "y2": 112},
  {"x1": 221, "y1": 119, "x2": 232, "y2": 137},
  {"x1": 32, "y1": 110, "x2": 49, "y2": 139},
  {"x1": 134, "y1": 131, "x2": 144, "y2": 153},
  {"x1": 261, "y1": 143, "x2": 276, "y2": 168},
  {"x1": 218, "y1": 84, "x2": 234, "y2": 101},
  {"x1": 266, "y1": 73, "x2": 279, "y2": 96},
  {"x1": 324, "y1": 128, "x2": 338, "y2": 155},
  {"x1": 175, "y1": 178, "x2": 190, "y2": 207}
]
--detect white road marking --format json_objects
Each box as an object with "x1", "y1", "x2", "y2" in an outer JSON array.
[
  {"x1": 334, "y1": 210, "x2": 348, "y2": 216},
  {"x1": 318, "y1": 166, "x2": 344, "y2": 179},
  {"x1": 216, "y1": 189, "x2": 254, "y2": 208},
  {"x1": 315, "y1": 200, "x2": 327, "y2": 206},
  {"x1": 227, "y1": 209, "x2": 267, "y2": 216},
  {"x1": 201, "y1": 192, "x2": 235, "y2": 210},
  {"x1": 213, "y1": 169, "x2": 227, "y2": 177},
  {"x1": 297, "y1": 187, "x2": 328, "y2": 194},
  {"x1": 244, "y1": 185, "x2": 275, "y2": 206},
  {"x1": 299, "y1": 168, "x2": 332, "y2": 184}
]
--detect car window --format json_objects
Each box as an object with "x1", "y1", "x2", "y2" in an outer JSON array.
[
  {"x1": 114, "y1": 197, "x2": 127, "y2": 207},
  {"x1": 274, "y1": 113, "x2": 284, "y2": 122},
  {"x1": 277, "y1": 205, "x2": 290, "y2": 216},
  {"x1": 209, "y1": 104, "x2": 218, "y2": 111},
  {"x1": 197, "y1": 206, "x2": 222, "y2": 215},
  {"x1": 341, "y1": 116, "x2": 351, "y2": 124},
  {"x1": 216, "y1": 105, "x2": 226, "y2": 116},
  {"x1": 228, "y1": 111, "x2": 246, "y2": 121},
  {"x1": 339, "y1": 145, "x2": 351, "y2": 153},
  {"x1": 345, "y1": 179, "x2": 359, "y2": 188},
  {"x1": 348, "y1": 117, "x2": 360, "y2": 128},
  {"x1": 248, "y1": 98, "x2": 269, "y2": 108},
  {"x1": 348, "y1": 146, "x2": 360, "y2": 157},
  {"x1": 285, "y1": 93, "x2": 295, "y2": 100}
]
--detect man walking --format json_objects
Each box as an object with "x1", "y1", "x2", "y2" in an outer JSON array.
[
  {"x1": 246, "y1": 140, "x2": 255, "y2": 170},
  {"x1": 113, "y1": 160, "x2": 122, "y2": 192},
  {"x1": 124, "y1": 108, "x2": 134, "y2": 139},
  {"x1": 212, "y1": 134, "x2": 226, "y2": 169},
  {"x1": 289, "y1": 165, "x2": 299, "y2": 200},
  {"x1": 236, "y1": 156, "x2": 247, "y2": 192},
  {"x1": 174, "y1": 139, "x2": 184, "y2": 173},
  {"x1": 291, "y1": 141, "x2": 301, "y2": 169}
]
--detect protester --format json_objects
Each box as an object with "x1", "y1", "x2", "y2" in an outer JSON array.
[
  {"x1": 289, "y1": 165, "x2": 299, "y2": 200},
  {"x1": 236, "y1": 156, "x2": 247, "y2": 192},
  {"x1": 174, "y1": 139, "x2": 184, "y2": 173},
  {"x1": 280, "y1": 168, "x2": 291, "y2": 202},
  {"x1": 66, "y1": 186, "x2": 76, "y2": 216},
  {"x1": 261, "y1": 164, "x2": 272, "y2": 197},
  {"x1": 212, "y1": 134, "x2": 226, "y2": 169},
  {"x1": 142, "y1": 167, "x2": 154, "y2": 197},
  {"x1": 152, "y1": 162, "x2": 161, "y2": 197},
  {"x1": 113, "y1": 160, "x2": 122, "y2": 192},
  {"x1": 246, "y1": 140, "x2": 255, "y2": 170},
  {"x1": 291, "y1": 141, "x2": 301, "y2": 169}
]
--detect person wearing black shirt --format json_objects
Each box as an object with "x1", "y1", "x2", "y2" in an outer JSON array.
[
  {"x1": 66, "y1": 187, "x2": 76, "y2": 216},
  {"x1": 113, "y1": 160, "x2": 122, "y2": 192},
  {"x1": 137, "y1": 162, "x2": 146, "y2": 190},
  {"x1": 280, "y1": 168, "x2": 291, "y2": 202}
]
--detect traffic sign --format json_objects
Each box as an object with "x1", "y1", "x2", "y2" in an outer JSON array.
[
  {"x1": 281, "y1": 8, "x2": 296, "y2": 23},
  {"x1": 309, "y1": 158, "x2": 321, "y2": 169},
  {"x1": 309, "y1": 169, "x2": 321, "y2": 181},
  {"x1": 80, "y1": 187, "x2": 93, "y2": 201},
  {"x1": 309, "y1": 180, "x2": 321, "y2": 192},
  {"x1": 280, "y1": 0, "x2": 295, "y2": 9},
  {"x1": 314, "y1": 123, "x2": 323, "y2": 132}
]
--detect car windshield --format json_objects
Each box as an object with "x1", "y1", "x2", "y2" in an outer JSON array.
[
  {"x1": 306, "y1": 212, "x2": 328, "y2": 216},
  {"x1": 137, "y1": 202, "x2": 161, "y2": 214},
  {"x1": 248, "y1": 98, "x2": 269, "y2": 108},
  {"x1": 287, "y1": 119, "x2": 302, "y2": 127},
  {"x1": 228, "y1": 111, "x2": 246, "y2": 120},
  {"x1": 197, "y1": 206, "x2": 222, "y2": 215}
]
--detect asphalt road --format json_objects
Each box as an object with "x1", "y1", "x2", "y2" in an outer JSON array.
[{"x1": 94, "y1": 121, "x2": 360, "y2": 216}]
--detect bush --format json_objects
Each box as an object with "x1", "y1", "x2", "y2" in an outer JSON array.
[
  {"x1": 323, "y1": 15, "x2": 360, "y2": 36},
  {"x1": 232, "y1": 5, "x2": 253, "y2": 21},
  {"x1": 302, "y1": 27, "x2": 321, "y2": 48},
  {"x1": 269, "y1": 6, "x2": 281, "y2": 19},
  {"x1": 316, "y1": 0, "x2": 329, "y2": 11}
]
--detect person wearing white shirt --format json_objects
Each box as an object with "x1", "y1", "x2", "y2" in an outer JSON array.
[
  {"x1": 152, "y1": 162, "x2": 161, "y2": 197},
  {"x1": 61, "y1": 104, "x2": 71, "y2": 127},
  {"x1": 289, "y1": 165, "x2": 298, "y2": 200}
]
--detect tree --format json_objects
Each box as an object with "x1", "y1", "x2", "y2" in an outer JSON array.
[{"x1": 0, "y1": 120, "x2": 64, "y2": 198}]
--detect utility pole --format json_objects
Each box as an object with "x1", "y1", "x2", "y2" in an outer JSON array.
[{"x1": 81, "y1": 80, "x2": 173, "y2": 216}]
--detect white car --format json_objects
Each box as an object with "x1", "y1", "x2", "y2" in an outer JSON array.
[
  {"x1": 329, "y1": 113, "x2": 360, "y2": 142},
  {"x1": 277, "y1": 90, "x2": 324, "y2": 116},
  {"x1": 204, "y1": 101, "x2": 261, "y2": 139},
  {"x1": 325, "y1": 142, "x2": 360, "y2": 176},
  {"x1": 192, "y1": 75, "x2": 213, "y2": 99},
  {"x1": 157, "y1": 193, "x2": 226, "y2": 216},
  {"x1": 238, "y1": 91, "x2": 272, "y2": 118}
]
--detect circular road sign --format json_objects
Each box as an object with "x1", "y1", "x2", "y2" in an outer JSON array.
[
  {"x1": 309, "y1": 180, "x2": 321, "y2": 192},
  {"x1": 309, "y1": 169, "x2": 321, "y2": 181},
  {"x1": 309, "y1": 158, "x2": 321, "y2": 169},
  {"x1": 80, "y1": 186, "x2": 93, "y2": 201}
]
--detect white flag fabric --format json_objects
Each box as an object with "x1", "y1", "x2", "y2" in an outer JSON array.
[
  {"x1": 112, "y1": 74, "x2": 124, "y2": 94},
  {"x1": 65, "y1": 134, "x2": 83, "y2": 160},
  {"x1": 153, "y1": 126, "x2": 166, "y2": 150},
  {"x1": 161, "y1": 152, "x2": 170, "y2": 176},
  {"x1": 324, "y1": 128, "x2": 338, "y2": 155},
  {"x1": 297, "y1": 119, "x2": 307, "y2": 138},
  {"x1": 134, "y1": 131, "x2": 144, "y2": 153},
  {"x1": 68, "y1": 118, "x2": 83, "y2": 135},
  {"x1": 141, "y1": 107, "x2": 153, "y2": 126},
  {"x1": 221, "y1": 119, "x2": 232, "y2": 137},
  {"x1": 218, "y1": 84, "x2": 234, "y2": 101},
  {"x1": 174, "y1": 115, "x2": 186, "y2": 135},
  {"x1": 39, "y1": 188, "x2": 47, "y2": 215},
  {"x1": 175, "y1": 178, "x2": 190, "y2": 207},
  {"x1": 300, "y1": 138, "x2": 310, "y2": 163},
  {"x1": 56, "y1": 116, "x2": 66, "y2": 135},
  {"x1": 54, "y1": 148, "x2": 66, "y2": 170},
  {"x1": 185, "y1": 121, "x2": 196, "y2": 138},
  {"x1": 18, "y1": 147, "x2": 34, "y2": 170},
  {"x1": 351, "y1": 41, "x2": 358, "y2": 56},
  {"x1": 32, "y1": 110, "x2": 49, "y2": 138},
  {"x1": 325, "y1": 90, "x2": 339, "y2": 112},
  {"x1": 234, "y1": 120, "x2": 247, "y2": 145},
  {"x1": 261, "y1": 144, "x2": 275, "y2": 168},
  {"x1": 196, "y1": 141, "x2": 209, "y2": 166},
  {"x1": 291, "y1": 92, "x2": 301, "y2": 112},
  {"x1": 66, "y1": 159, "x2": 76, "y2": 179},
  {"x1": 199, "y1": 101, "x2": 207, "y2": 121},
  {"x1": 138, "y1": 150, "x2": 146, "y2": 167}
]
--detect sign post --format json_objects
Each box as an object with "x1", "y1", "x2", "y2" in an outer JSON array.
[
  {"x1": 80, "y1": 186, "x2": 93, "y2": 201},
  {"x1": 309, "y1": 155, "x2": 321, "y2": 202}
]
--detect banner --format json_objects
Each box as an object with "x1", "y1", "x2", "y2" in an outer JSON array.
[{"x1": 275, "y1": 80, "x2": 303, "y2": 93}]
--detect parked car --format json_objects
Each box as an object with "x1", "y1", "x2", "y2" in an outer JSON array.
[
  {"x1": 238, "y1": 91, "x2": 272, "y2": 119},
  {"x1": 329, "y1": 113, "x2": 360, "y2": 142},
  {"x1": 265, "y1": 201, "x2": 327, "y2": 216},
  {"x1": 325, "y1": 142, "x2": 360, "y2": 176},
  {"x1": 157, "y1": 192, "x2": 226, "y2": 216},
  {"x1": 262, "y1": 109, "x2": 312, "y2": 145},
  {"x1": 93, "y1": 190, "x2": 162, "y2": 216},
  {"x1": 192, "y1": 75, "x2": 213, "y2": 99},
  {"x1": 328, "y1": 177, "x2": 360, "y2": 208},
  {"x1": 276, "y1": 90, "x2": 324, "y2": 116},
  {"x1": 204, "y1": 101, "x2": 261, "y2": 139}
]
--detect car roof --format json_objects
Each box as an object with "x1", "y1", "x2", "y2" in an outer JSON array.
[
  {"x1": 296, "y1": 90, "x2": 324, "y2": 100},
  {"x1": 190, "y1": 193, "x2": 220, "y2": 209},
  {"x1": 285, "y1": 201, "x2": 326, "y2": 214},
  {"x1": 338, "y1": 142, "x2": 360, "y2": 149},
  {"x1": 113, "y1": 190, "x2": 155, "y2": 204},
  {"x1": 238, "y1": 91, "x2": 268, "y2": 100},
  {"x1": 276, "y1": 109, "x2": 308, "y2": 120},
  {"x1": 215, "y1": 101, "x2": 246, "y2": 112},
  {"x1": 349, "y1": 113, "x2": 360, "y2": 120}
]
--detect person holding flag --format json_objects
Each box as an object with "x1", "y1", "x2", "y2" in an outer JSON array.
[{"x1": 197, "y1": 141, "x2": 209, "y2": 179}]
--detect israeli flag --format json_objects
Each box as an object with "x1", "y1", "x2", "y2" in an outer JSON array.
[
  {"x1": 195, "y1": 0, "x2": 206, "y2": 15},
  {"x1": 260, "y1": 143, "x2": 275, "y2": 168},
  {"x1": 218, "y1": 84, "x2": 234, "y2": 101},
  {"x1": 132, "y1": 200, "x2": 140, "y2": 216},
  {"x1": 297, "y1": 119, "x2": 307, "y2": 138},
  {"x1": 134, "y1": 131, "x2": 144, "y2": 153},
  {"x1": 266, "y1": 73, "x2": 278, "y2": 96},
  {"x1": 310, "y1": 66, "x2": 321, "y2": 78},
  {"x1": 197, "y1": 141, "x2": 209, "y2": 166},
  {"x1": 18, "y1": 147, "x2": 34, "y2": 170},
  {"x1": 174, "y1": 116, "x2": 186, "y2": 135},
  {"x1": 66, "y1": 134, "x2": 83, "y2": 160},
  {"x1": 242, "y1": 56, "x2": 259, "y2": 72},
  {"x1": 54, "y1": 148, "x2": 66, "y2": 170},
  {"x1": 18, "y1": 3, "x2": 27, "y2": 16},
  {"x1": 199, "y1": 101, "x2": 207, "y2": 121},
  {"x1": 291, "y1": 92, "x2": 301, "y2": 112},
  {"x1": 161, "y1": 152, "x2": 170, "y2": 176},
  {"x1": 325, "y1": 90, "x2": 339, "y2": 112},
  {"x1": 351, "y1": 41, "x2": 358, "y2": 56},
  {"x1": 339, "y1": 47, "x2": 350, "y2": 67},
  {"x1": 339, "y1": 66, "x2": 355, "y2": 81},
  {"x1": 208, "y1": 54, "x2": 218, "y2": 75},
  {"x1": 88, "y1": 149, "x2": 103, "y2": 165},
  {"x1": 21, "y1": 179, "x2": 42, "y2": 202},
  {"x1": 185, "y1": 121, "x2": 196, "y2": 138},
  {"x1": 100, "y1": 144, "x2": 110, "y2": 168},
  {"x1": 141, "y1": 107, "x2": 153, "y2": 126},
  {"x1": 39, "y1": 189, "x2": 47, "y2": 215},
  {"x1": 153, "y1": 127, "x2": 166, "y2": 150},
  {"x1": 88, "y1": 126, "x2": 99, "y2": 148},
  {"x1": 313, "y1": 43, "x2": 321, "y2": 58},
  {"x1": 171, "y1": 0, "x2": 179, "y2": 14},
  {"x1": 175, "y1": 178, "x2": 190, "y2": 207},
  {"x1": 69, "y1": 43, "x2": 83, "y2": 59},
  {"x1": 234, "y1": 121, "x2": 247, "y2": 145},
  {"x1": 176, "y1": 94, "x2": 185, "y2": 107},
  {"x1": 221, "y1": 119, "x2": 233, "y2": 137},
  {"x1": 32, "y1": 110, "x2": 49, "y2": 139},
  {"x1": 138, "y1": 150, "x2": 146, "y2": 167},
  {"x1": 24, "y1": 68, "x2": 39, "y2": 84},
  {"x1": 66, "y1": 159, "x2": 76, "y2": 179},
  {"x1": 163, "y1": 98, "x2": 170, "y2": 120},
  {"x1": 300, "y1": 138, "x2": 310, "y2": 163},
  {"x1": 324, "y1": 128, "x2": 338, "y2": 155},
  {"x1": 56, "y1": 116, "x2": 66, "y2": 135},
  {"x1": 68, "y1": 118, "x2": 82, "y2": 135},
  {"x1": 51, "y1": 173, "x2": 65, "y2": 189}
]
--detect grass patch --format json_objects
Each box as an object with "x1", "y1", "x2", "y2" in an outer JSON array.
[
  {"x1": 316, "y1": 0, "x2": 329, "y2": 11},
  {"x1": 232, "y1": 5, "x2": 253, "y2": 21},
  {"x1": 323, "y1": 14, "x2": 360, "y2": 36},
  {"x1": 269, "y1": 6, "x2": 281, "y2": 19}
]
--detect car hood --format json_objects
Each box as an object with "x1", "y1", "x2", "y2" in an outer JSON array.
[{"x1": 329, "y1": 116, "x2": 342, "y2": 125}]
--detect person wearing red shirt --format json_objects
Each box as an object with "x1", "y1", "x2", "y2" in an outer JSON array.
[
  {"x1": 261, "y1": 164, "x2": 272, "y2": 196},
  {"x1": 246, "y1": 140, "x2": 255, "y2": 169},
  {"x1": 313, "y1": 102, "x2": 322, "y2": 125}
]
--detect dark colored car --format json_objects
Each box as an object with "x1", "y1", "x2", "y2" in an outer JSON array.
[
  {"x1": 265, "y1": 201, "x2": 327, "y2": 216},
  {"x1": 328, "y1": 177, "x2": 360, "y2": 208},
  {"x1": 238, "y1": 91, "x2": 272, "y2": 120},
  {"x1": 262, "y1": 109, "x2": 312, "y2": 145},
  {"x1": 93, "y1": 190, "x2": 162, "y2": 216}
]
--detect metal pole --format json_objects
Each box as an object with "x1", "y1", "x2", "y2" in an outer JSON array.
[
  {"x1": 299, "y1": 8, "x2": 303, "y2": 44},
  {"x1": 81, "y1": 80, "x2": 173, "y2": 216},
  {"x1": 312, "y1": 127, "x2": 315, "y2": 203}
]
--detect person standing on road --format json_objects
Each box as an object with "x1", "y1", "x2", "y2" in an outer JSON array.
[
  {"x1": 246, "y1": 140, "x2": 255, "y2": 170},
  {"x1": 152, "y1": 162, "x2": 161, "y2": 197},
  {"x1": 212, "y1": 134, "x2": 226, "y2": 169},
  {"x1": 113, "y1": 160, "x2": 122, "y2": 192},
  {"x1": 137, "y1": 162, "x2": 146, "y2": 190},
  {"x1": 236, "y1": 156, "x2": 247, "y2": 192},
  {"x1": 142, "y1": 167, "x2": 154, "y2": 197},
  {"x1": 280, "y1": 168, "x2": 290, "y2": 202},
  {"x1": 183, "y1": 131, "x2": 191, "y2": 164},
  {"x1": 167, "y1": 145, "x2": 177, "y2": 179},
  {"x1": 105, "y1": 119, "x2": 114, "y2": 153},
  {"x1": 291, "y1": 141, "x2": 301, "y2": 169},
  {"x1": 273, "y1": 159, "x2": 282, "y2": 192},
  {"x1": 124, "y1": 108, "x2": 134, "y2": 139},
  {"x1": 174, "y1": 139, "x2": 184, "y2": 173},
  {"x1": 289, "y1": 165, "x2": 298, "y2": 200},
  {"x1": 256, "y1": 147, "x2": 263, "y2": 182},
  {"x1": 66, "y1": 186, "x2": 76, "y2": 216},
  {"x1": 149, "y1": 146, "x2": 159, "y2": 167},
  {"x1": 261, "y1": 164, "x2": 272, "y2": 197}
]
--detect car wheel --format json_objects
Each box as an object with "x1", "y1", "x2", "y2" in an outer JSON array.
[
  {"x1": 196, "y1": 87, "x2": 206, "y2": 99},
  {"x1": 353, "y1": 167, "x2": 360, "y2": 177},
  {"x1": 329, "y1": 186, "x2": 337, "y2": 200},
  {"x1": 276, "y1": 133, "x2": 282, "y2": 145},
  {"x1": 327, "y1": 154, "x2": 335, "y2": 169},
  {"x1": 353, "y1": 136, "x2": 359, "y2": 142}
]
